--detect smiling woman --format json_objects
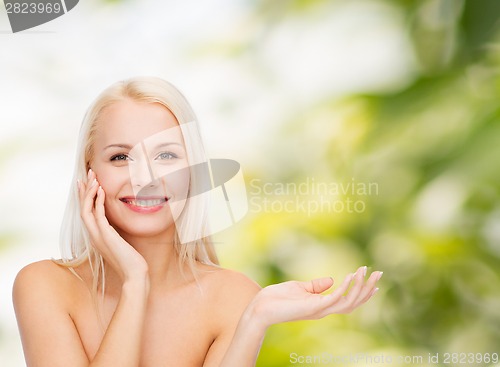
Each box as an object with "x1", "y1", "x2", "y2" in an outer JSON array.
[{"x1": 11, "y1": 76, "x2": 382, "y2": 367}]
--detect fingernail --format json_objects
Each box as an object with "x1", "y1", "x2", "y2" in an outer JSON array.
[
  {"x1": 372, "y1": 287, "x2": 380, "y2": 296},
  {"x1": 363, "y1": 266, "x2": 367, "y2": 277},
  {"x1": 76, "y1": 179, "x2": 81, "y2": 189},
  {"x1": 90, "y1": 178, "x2": 97, "y2": 187},
  {"x1": 378, "y1": 271, "x2": 383, "y2": 280},
  {"x1": 97, "y1": 186, "x2": 102, "y2": 196},
  {"x1": 88, "y1": 168, "x2": 93, "y2": 179}
]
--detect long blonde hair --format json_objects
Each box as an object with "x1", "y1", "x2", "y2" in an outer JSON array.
[{"x1": 56, "y1": 76, "x2": 219, "y2": 300}]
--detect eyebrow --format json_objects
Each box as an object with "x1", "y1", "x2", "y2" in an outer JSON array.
[{"x1": 103, "y1": 142, "x2": 183, "y2": 151}]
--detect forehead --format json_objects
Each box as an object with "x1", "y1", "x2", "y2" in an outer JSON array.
[{"x1": 95, "y1": 99, "x2": 180, "y2": 147}]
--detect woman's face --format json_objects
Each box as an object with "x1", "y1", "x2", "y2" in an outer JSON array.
[{"x1": 90, "y1": 99, "x2": 190, "y2": 239}]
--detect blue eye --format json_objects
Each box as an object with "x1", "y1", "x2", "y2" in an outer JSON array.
[
  {"x1": 157, "y1": 152, "x2": 178, "y2": 160},
  {"x1": 110, "y1": 154, "x2": 129, "y2": 161}
]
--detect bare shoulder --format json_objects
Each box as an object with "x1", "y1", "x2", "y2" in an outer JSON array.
[
  {"x1": 13, "y1": 259, "x2": 81, "y2": 308},
  {"x1": 14, "y1": 259, "x2": 75, "y2": 285},
  {"x1": 196, "y1": 263, "x2": 261, "y2": 298},
  {"x1": 194, "y1": 265, "x2": 263, "y2": 364},
  {"x1": 13, "y1": 260, "x2": 93, "y2": 366},
  {"x1": 195, "y1": 264, "x2": 261, "y2": 332}
]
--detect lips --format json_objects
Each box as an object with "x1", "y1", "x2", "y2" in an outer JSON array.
[
  {"x1": 119, "y1": 196, "x2": 170, "y2": 213},
  {"x1": 120, "y1": 196, "x2": 168, "y2": 207}
]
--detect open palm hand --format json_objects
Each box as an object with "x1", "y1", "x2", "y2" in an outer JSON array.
[{"x1": 249, "y1": 266, "x2": 382, "y2": 328}]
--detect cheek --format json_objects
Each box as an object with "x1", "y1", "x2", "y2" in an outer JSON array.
[
  {"x1": 156, "y1": 161, "x2": 191, "y2": 198},
  {"x1": 95, "y1": 169, "x2": 129, "y2": 195},
  {"x1": 168, "y1": 169, "x2": 190, "y2": 198}
]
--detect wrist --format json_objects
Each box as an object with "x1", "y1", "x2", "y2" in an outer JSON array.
[
  {"x1": 121, "y1": 265, "x2": 149, "y2": 284},
  {"x1": 241, "y1": 299, "x2": 270, "y2": 335},
  {"x1": 122, "y1": 274, "x2": 150, "y2": 297}
]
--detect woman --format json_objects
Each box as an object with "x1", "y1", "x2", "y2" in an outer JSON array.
[{"x1": 13, "y1": 77, "x2": 382, "y2": 367}]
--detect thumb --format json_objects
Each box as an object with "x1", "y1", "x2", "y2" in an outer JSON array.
[{"x1": 307, "y1": 277, "x2": 334, "y2": 294}]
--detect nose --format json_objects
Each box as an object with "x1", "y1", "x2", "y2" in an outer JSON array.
[{"x1": 129, "y1": 158, "x2": 158, "y2": 190}]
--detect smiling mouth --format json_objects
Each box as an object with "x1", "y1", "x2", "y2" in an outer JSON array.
[{"x1": 119, "y1": 197, "x2": 169, "y2": 207}]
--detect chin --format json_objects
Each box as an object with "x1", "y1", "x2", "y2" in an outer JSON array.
[{"x1": 110, "y1": 219, "x2": 176, "y2": 240}]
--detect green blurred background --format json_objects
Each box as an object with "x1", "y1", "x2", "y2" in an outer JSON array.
[
  {"x1": 217, "y1": 0, "x2": 500, "y2": 365},
  {"x1": 1, "y1": 0, "x2": 500, "y2": 366}
]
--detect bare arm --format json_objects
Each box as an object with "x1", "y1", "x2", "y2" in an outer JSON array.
[
  {"x1": 80, "y1": 171, "x2": 151, "y2": 366},
  {"x1": 204, "y1": 266, "x2": 382, "y2": 367},
  {"x1": 14, "y1": 170, "x2": 152, "y2": 367},
  {"x1": 13, "y1": 262, "x2": 90, "y2": 367},
  {"x1": 89, "y1": 277, "x2": 149, "y2": 367},
  {"x1": 13, "y1": 262, "x2": 150, "y2": 367}
]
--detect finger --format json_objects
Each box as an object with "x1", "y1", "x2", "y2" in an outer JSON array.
[
  {"x1": 84, "y1": 178, "x2": 99, "y2": 212},
  {"x1": 77, "y1": 168, "x2": 93, "y2": 204},
  {"x1": 326, "y1": 273, "x2": 354, "y2": 303},
  {"x1": 304, "y1": 277, "x2": 334, "y2": 294},
  {"x1": 94, "y1": 186, "x2": 107, "y2": 221},
  {"x1": 94, "y1": 185, "x2": 116, "y2": 229},
  {"x1": 357, "y1": 271, "x2": 383, "y2": 304},
  {"x1": 93, "y1": 185, "x2": 117, "y2": 256},
  {"x1": 315, "y1": 273, "x2": 354, "y2": 317},
  {"x1": 369, "y1": 287, "x2": 380, "y2": 298},
  {"x1": 93, "y1": 185, "x2": 126, "y2": 246},
  {"x1": 88, "y1": 167, "x2": 94, "y2": 181},
  {"x1": 343, "y1": 266, "x2": 366, "y2": 305},
  {"x1": 80, "y1": 174, "x2": 100, "y2": 234},
  {"x1": 94, "y1": 186, "x2": 116, "y2": 239},
  {"x1": 84, "y1": 168, "x2": 96, "y2": 191},
  {"x1": 83, "y1": 168, "x2": 94, "y2": 189}
]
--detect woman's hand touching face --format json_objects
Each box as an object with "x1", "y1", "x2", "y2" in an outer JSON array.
[
  {"x1": 247, "y1": 266, "x2": 382, "y2": 329},
  {"x1": 78, "y1": 168, "x2": 149, "y2": 283}
]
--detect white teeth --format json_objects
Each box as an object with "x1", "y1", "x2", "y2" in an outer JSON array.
[{"x1": 127, "y1": 199, "x2": 166, "y2": 207}]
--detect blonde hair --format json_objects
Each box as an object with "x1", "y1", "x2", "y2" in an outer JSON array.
[{"x1": 56, "y1": 76, "x2": 219, "y2": 303}]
